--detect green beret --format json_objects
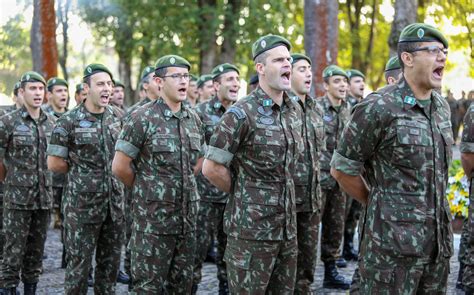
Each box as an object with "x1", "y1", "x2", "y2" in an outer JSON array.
[
  {"x1": 211, "y1": 63, "x2": 240, "y2": 80},
  {"x1": 113, "y1": 79, "x2": 125, "y2": 88},
  {"x1": 252, "y1": 34, "x2": 292, "y2": 60},
  {"x1": 322, "y1": 65, "x2": 349, "y2": 80},
  {"x1": 20, "y1": 71, "x2": 46, "y2": 85},
  {"x1": 140, "y1": 66, "x2": 155, "y2": 81},
  {"x1": 385, "y1": 56, "x2": 401, "y2": 72},
  {"x1": 346, "y1": 69, "x2": 365, "y2": 80},
  {"x1": 197, "y1": 74, "x2": 213, "y2": 88},
  {"x1": 154, "y1": 55, "x2": 191, "y2": 72},
  {"x1": 291, "y1": 53, "x2": 312, "y2": 66},
  {"x1": 13, "y1": 81, "x2": 21, "y2": 91},
  {"x1": 47, "y1": 77, "x2": 68, "y2": 90},
  {"x1": 398, "y1": 23, "x2": 448, "y2": 48},
  {"x1": 190, "y1": 74, "x2": 198, "y2": 82},
  {"x1": 83, "y1": 63, "x2": 113, "y2": 80},
  {"x1": 249, "y1": 74, "x2": 259, "y2": 85},
  {"x1": 75, "y1": 83, "x2": 84, "y2": 93}
]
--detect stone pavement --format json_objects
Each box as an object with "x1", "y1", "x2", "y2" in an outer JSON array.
[{"x1": 22, "y1": 225, "x2": 464, "y2": 294}]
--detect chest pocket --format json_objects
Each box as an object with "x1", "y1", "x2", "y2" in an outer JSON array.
[
  {"x1": 108, "y1": 122, "x2": 121, "y2": 141},
  {"x1": 188, "y1": 133, "x2": 201, "y2": 151},
  {"x1": 392, "y1": 119, "x2": 432, "y2": 168},
  {"x1": 152, "y1": 134, "x2": 179, "y2": 166},
  {"x1": 74, "y1": 132, "x2": 100, "y2": 145},
  {"x1": 13, "y1": 135, "x2": 34, "y2": 146}
]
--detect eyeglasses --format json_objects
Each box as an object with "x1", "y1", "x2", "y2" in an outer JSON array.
[
  {"x1": 408, "y1": 45, "x2": 448, "y2": 57},
  {"x1": 160, "y1": 73, "x2": 190, "y2": 81}
]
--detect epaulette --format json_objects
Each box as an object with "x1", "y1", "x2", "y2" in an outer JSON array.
[{"x1": 227, "y1": 106, "x2": 246, "y2": 120}]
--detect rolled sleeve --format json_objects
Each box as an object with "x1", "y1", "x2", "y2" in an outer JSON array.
[
  {"x1": 47, "y1": 144, "x2": 68, "y2": 159},
  {"x1": 115, "y1": 139, "x2": 140, "y2": 159},
  {"x1": 206, "y1": 146, "x2": 234, "y2": 166},
  {"x1": 460, "y1": 141, "x2": 474, "y2": 153},
  {"x1": 0, "y1": 147, "x2": 5, "y2": 159},
  {"x1": 330, "y1": 151, "x2": 364, "y2": 176}
]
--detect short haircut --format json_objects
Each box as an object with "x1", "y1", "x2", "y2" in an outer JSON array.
[
  {"x1": 83, "y1": 76, "x2": 91, "y2": 86},
  {"x1": 384, "y1": 69, "x2": 402, "y2": 82},
  {"x1": 254, "y1": 51, "x2": 269, "y2": 65},
  {"x1": 13, "y1": 87, "x2": 19, "y2": 96},
  {"x1": 155, "y1": 68, "x2": 167, "y2": 78},
  {"x1": 397, "y1": 42, "x2": 421, "y2": 70}
]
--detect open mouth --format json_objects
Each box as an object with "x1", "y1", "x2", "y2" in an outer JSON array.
[
  {"x1": 433, "y1": 66, "x2": 444, "y2": 80},
  {"x1": 33, "y1": 97, "x2": 42, "y2": 103},
  {"x1": 100, "y1": 94, "x2": 110, "y2": 104},
  {"x1": 178, "y1": 88, "x2": 187, "y2": 95},
  {"x1": 304, "y1": 80, "x2": 311, "y2": 88},
  {"x1": 281, "y1": 71, "x2": 291, "y2": 83}
]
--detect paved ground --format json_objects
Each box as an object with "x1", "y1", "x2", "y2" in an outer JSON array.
[{"x1": 18, "y1": 225, "x2": 463, "y2": 294}]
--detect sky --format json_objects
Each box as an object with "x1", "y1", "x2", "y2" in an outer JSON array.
[{"x1": 0, "y1": 0, "x2": 472, "y2": 105}]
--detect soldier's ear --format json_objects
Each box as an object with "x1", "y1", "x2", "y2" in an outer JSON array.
[
  {"x1": 82, "y1": 83, "x2": 89, "y2": 93},
  {"x1": 401, "y1": 51, "x2": 414, "y2": 69},
  {"x1": 255, "y1": 63, "x2": 265, "y2": 76}
]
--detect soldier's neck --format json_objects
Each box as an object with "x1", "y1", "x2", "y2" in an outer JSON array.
[
  {"x1": 84, "y1": 98, "x2": 105, "y2": 114},
  {"x1": 217, "y1": 96, "x2": 233, "y2": 110},
  {"x1": 404, "y1": 73, "x2": 432, "y2": 100},
  {"x1": 162, "y1": 96, "x2": 181, "y2": 113},
  {"x1": 292, "y1": 90, "x2": 306, "y2": 104},
  {"x1": 25, "y1": 104, "x2": 40, "y2": 119},
  {"x1": 327, "y1": 93, "x2": 342, "y2": 107},
  {"x1": 260, "y1": 82, "x2": 283, "y2": 106},
  {"x1": 50, "y1": 103, "x2": 65, "y2": 114}
]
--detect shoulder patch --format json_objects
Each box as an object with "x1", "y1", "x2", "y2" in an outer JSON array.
[
  {"x1": 53, "y1": 126, "x2": 68, "y2": 137},
  {"x1": 227, "y1": 106, "x2": 246, "y2": 120}
]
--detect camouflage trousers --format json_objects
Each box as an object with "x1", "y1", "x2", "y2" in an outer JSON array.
[
  {"x1": 64, "y1": 209, "x2": 123, "y2": 294},
  {"x1": 123, "y1": 188, "x2": 132, "y2": 275},
  {"x1": 0, "y1": 209, "x2": 49, "y2": 287},
  {"x1": 130, "y1": 230, "x2": 196, "y2": 294},
  {"x1": 295, "y1": 211, "x2": 320, "y2": 294},
  {"x1": 0, "y1": 193, "x2": 3, "y2": 262},
  {"x1": 359, "y1": 256, "x2": 449, "y2": 294},
  {"x1": 344, "y1": 194, "x2": 362, "y2": 240},
  {"x1": 320, "y1": 186, "x2": 347, "y2": 263},
  {"x1": 53, "y1": 186, "x2": 63, "y2": 209},
  {"x1": 225, "y1": 236, "x2": 297, "y2": 294},
  {"x1": 193, "y1": 201, "x2": 227, "y2": 286},
  {"x1": 463, "y1": 203, "x2": 474, "y2": 289}
]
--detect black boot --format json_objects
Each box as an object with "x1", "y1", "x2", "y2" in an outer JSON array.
[
  {"x1": 0, "y1": 287, "x2": 17, "y2": 295},
  {"x1": 61, "y1": 244, "x2": 67, "y2": 269},
  {"x1": 456, "y1": 262, "x2": 464, "y2": 290},
  {"x1": 24, "y1": 283, "x2": 37, "y2": 295},
  {"x1": 87, "y1": 268, "x2": 94, "y2": 287},
  {"x1": 218, "y1": 280, "x2": 229, "y2": 295},
  {"x1": 117, "y1": 270, "x2": 130, "y2": 284},
  {"x1": 191, "y1": 284, "x2": 198, "y2": 295},
  {"x1": 343, "y1": 232, "x2": 358, "y2": 261},
  {"x1": 335, "y1": 257, "x2": 347, "y2": 268},
  {"x1": 323, "y1": 262, "x2": 351, "y2": 290}
]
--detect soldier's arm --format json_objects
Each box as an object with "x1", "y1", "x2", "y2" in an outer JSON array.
[
  {"x1": 47, "y1": 119, "x2": 71, "y2": 173},
  {"x1": 112, "y1": 151, "x2": 135, "y2": 187},
  {"x1": 202, "y1": 159, "x2": 231, "y2": 193},
  {"x1": 460, "y1": 105, "x2": 474, "y2": 177},
  {"x1": 47, "y1": 156, "x2": 68, "y2": 174},
  {"x1": 0, "y1": 119, "x2": 9, "y2": 181},
  {"x1": 331, "y1": 168, "x2": 369, "y2": 205}
]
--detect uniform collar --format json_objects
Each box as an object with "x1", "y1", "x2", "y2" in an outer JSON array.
[
  {"x1": 254, "y1": 86, "x2": 294, "y2": 111},
  {"x1": 397, "y1": 77, "x2": 442, "y2": 111},
  {"x1": 322, "y1": 94, "x2": 346, "y2": 112},
  {"x1": 156, "y1": 97, "x2": 189, "y2": 120},
  {"x1": 20, "y1": 105, "x2": 48, "y2": 123},
  {"x1": 210, "y1": 96, "x2": 226, "y2": 112},
  {"x1": 77, "y1": 102, "x2": 108, "y2": 122}
]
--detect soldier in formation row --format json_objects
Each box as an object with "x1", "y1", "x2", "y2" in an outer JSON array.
[{"x1": 0, "y1": 21, "x2": 470, "y2": 294}]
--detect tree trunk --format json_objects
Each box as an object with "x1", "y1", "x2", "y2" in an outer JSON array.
[
  {"x1": 388, "y1": 0, "x2": 418, "y2": 57},
  {"x1": 118, "y1": 57, "x2": 134, "y2": 106},
  {"x1": 362, "y1": 0, "x2": 377, "y2": 73},
  {"x1": 57, "y1": 0, "x2": 71, "y2": 81},
  {"x1": 198, "y1": 0, "x2": 218, "y2": 74},
  {"x1": 304, "y1": 0, "x2": 339, "y2": 97},
  {"x1": 31, "y1": 0, "x2": 42, "y2": 74},
  {"x1": 219, "y1": 0, "x2": 241, "y2": 64}
]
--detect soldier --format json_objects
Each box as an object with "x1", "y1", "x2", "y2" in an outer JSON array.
[
  {"x1": 317, "y1": 65, "x2": 351, "y2": 289},
  {"x1": 346, "y1": 69, "x2": 365, "y2": 108},
  {"x1": 0, "y1": 82, "x2": 23, "y2": 117},
  {"x1": 202, "y1": 34, "x2": 303, "y2": 293},
  {"x1": 248, "y1": 74, "x2": 259, "y2": 93},
  {"x1": 0, "y1": 71, "x2": 56, "y2": 295},
  {"x1": 111, "y1": 79, "x2": 127, "y2": 111},
  {"x1": 446, "y1": 90, "x2": 461, "y2": 143},
  {"x1": 112, "y1": 55, "x2": 204, "y2": 293},
  {"x1": 186, "y1": 74, "x2": 199, "y2": 107},
  {"x1": 289, "y1": 53, "x2": 325, "y2": 293},
  {"x1": 384, "y1": 56, "x2": 402, "y2": 85},
  {"x1": 47, "y1": 64, "x2": 124, "y2": 294},
  {"x1": 127, "y1": 66, "x2": 159, "y2": 115},
  {"x1": 461, "y1": 103, "x2": 474, "y2": 295},
  {"x1": 197, "y1": 74, "x2": 215, "y2": 103},
  {"x1": 331, "y1": 23, "x2": 453, "y2": 293},
  {"x1": 192, "y1": 63, "x2": 240, "y2": 294},
  {"x1": 74, "y1": 83, "x2": 87, "y2": 106}
]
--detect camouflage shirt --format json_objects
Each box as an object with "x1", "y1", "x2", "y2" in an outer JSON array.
[
  {"x1": 125, "y1": 97, "x2": 152, "y2": 119},
  {"x1": 460, "y1": 103, "x2": 474, "y2": 238},
  {"x1": 347, "y1": 95, "x2": 359, "y2": 109},
  {"x1": 289, "y1": 92, "x2": 326, "y2": 213},
  {"x1": 47, "y1": 103, "x2": 124, "y2": 223},
  {"x1": 194, "y1": 96, "x2": 229, "y2": 203},
  {"x1": 331, "y1": 78, "x2": 454, "y2": 261},
  {"x1": 115, "y1": 98, "x2": 205, "y2": 235},
  {"x1": 42, "y1": 104, "x2": 68, "y2": 118},
  {"x1": 0, "y1": 105, "x2": 18, "y2": 117},
  {"x1": 205, "y1": 86, "x2": 304, "y2": 241},
  {"x1": 318, "y1": 95, "x2": 351, "y2": 190},
  {"x1": 0, "y1": 106, "x2": 55, "y2": 210}
]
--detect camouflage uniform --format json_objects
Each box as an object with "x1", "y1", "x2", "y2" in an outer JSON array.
[
  {"x1": 193, "y1": 97, "x2": 229, "y2": 289},
  {"x1": 331, "y1": 78, "x2": 454, "y2": 293},
  {"x1": 0, "y1": 105, "x2": 18, "y2": 263},
  {"x1": 318, "y1": 95, "x2": 351, "y2": 264},
  {"x1": 47, "y1": 103, "x2": 124, "y2": 294},
  {"x1": 205, "y1": 87, "x2": 303, "y2": 293},
  {"x1": 460, "y1": 103, "x2": 474, "y2": 292},
  {"x1": 289, "y1": 92, "x2": 325, "y2": 293},
  {"x1": 115, "y1": 98, "x2": 204, "y2": 294},
  {"x1": 0, "y1": 107, "x2": 55, "y2": 288}
]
